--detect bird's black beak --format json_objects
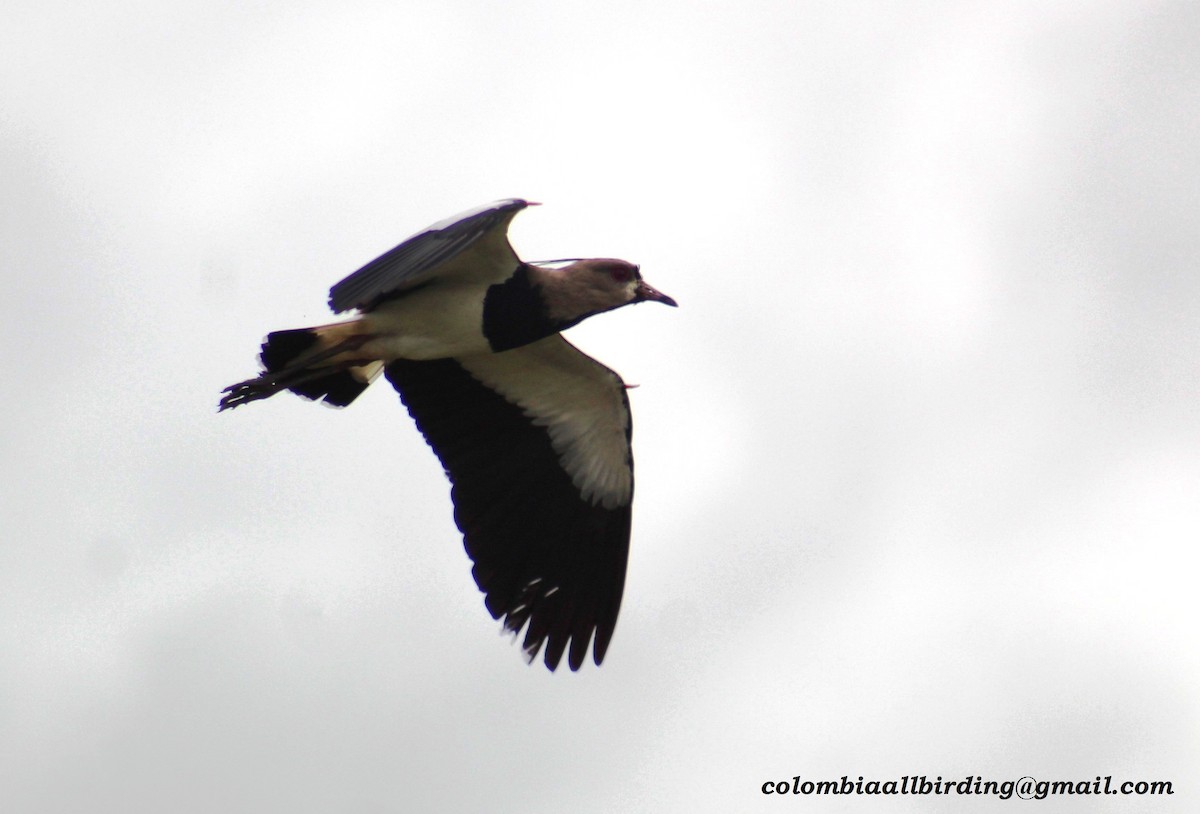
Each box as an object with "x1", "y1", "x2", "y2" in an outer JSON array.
[{"x1": 635, "y1": 280, "x2": 678, "y2": 307}]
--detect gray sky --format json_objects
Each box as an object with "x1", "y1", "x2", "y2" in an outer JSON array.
[{"x1": 3, "y1": 1, "x2": 1197, "y2": 811}]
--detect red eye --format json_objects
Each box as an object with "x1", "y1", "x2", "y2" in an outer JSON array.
[{"x1": 610, "y1": 266, "x2": 633, "y2": 283}]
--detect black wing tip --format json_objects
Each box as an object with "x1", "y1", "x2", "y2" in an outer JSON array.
[
  {"x1": 504, "y1": 610, "x2": 613, "y2": 672},
  {"x1": 491, "y1": 590, "x2": 612, "y2": 672},
  {"x1": 523, "y1": 631, "x2": 609, "y2": 673}
]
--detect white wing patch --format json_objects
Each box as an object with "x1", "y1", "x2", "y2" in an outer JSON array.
[{"x1": 459, "y1": 337, "x2": 633, "y2": 509}]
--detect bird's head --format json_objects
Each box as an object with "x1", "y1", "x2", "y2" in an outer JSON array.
[
  {"x1": 587, "y1": 259, "x2": 678, "y2": 308},
  {"x1": 534, "y1": 258, "x2": 677, "y2": 329}
]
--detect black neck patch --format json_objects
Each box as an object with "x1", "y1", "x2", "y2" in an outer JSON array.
[{"x1": 482, "y1": 264, "x2": 561, "y2": 352}]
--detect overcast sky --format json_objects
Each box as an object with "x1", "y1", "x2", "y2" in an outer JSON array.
[{"x1": 2, "y1": 1, "x2": 1197, "y2": 811}]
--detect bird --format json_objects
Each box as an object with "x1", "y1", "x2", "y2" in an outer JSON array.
[{"x1": 219, "y1": 199, "x2": 676, "y2": 671}]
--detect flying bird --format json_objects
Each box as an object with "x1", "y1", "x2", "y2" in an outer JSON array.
[{"x1": 219, "y1": 199, "x2": 676, "y2": 671}]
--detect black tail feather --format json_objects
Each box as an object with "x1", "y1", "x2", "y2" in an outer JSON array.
[
  {"x1": 259, "y1": 329, "x2": 319, "y2": 372},
  {"x1": 285, "y1": 369, "x2": 372, "y2": 407},
  {"x1": 219, "y1": 329, "x2": 374, "y2": 411}
]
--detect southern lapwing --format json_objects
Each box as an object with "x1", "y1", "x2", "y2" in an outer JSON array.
[{"x1": 219, "y1": 199, "x2": 676, "y2": 671}]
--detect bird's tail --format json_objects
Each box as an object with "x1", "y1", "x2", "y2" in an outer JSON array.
[{"x1": 219, "y1": 321, "x2": 384, "y2": 411}]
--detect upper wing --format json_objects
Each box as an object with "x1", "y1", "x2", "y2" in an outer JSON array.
[
  {"x1": 328, "y1": 198, "x2": 531, "y2": 313},
  {"x1": 384, "y1": 336, "x2": 634, "y2": 671}
]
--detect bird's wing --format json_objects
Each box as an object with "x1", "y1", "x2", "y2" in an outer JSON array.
[
  {"x1": 385, "y1": 335, "x2": 634, "y2": 671},
  {"x1": 328, "y1": 198, "x2": 531, "y2": 313}
]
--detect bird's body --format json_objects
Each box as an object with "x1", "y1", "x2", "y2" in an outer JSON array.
[
  {"x1": 220, "y1": 199, "x2": 675, "y2": 671},
  {"x1": 360, "y1": 281, "x2": 497, "y2": 359}
]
